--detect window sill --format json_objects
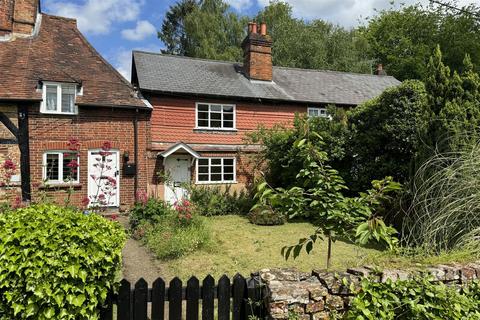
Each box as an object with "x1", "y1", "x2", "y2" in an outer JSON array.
[
  {"x1": 40, "y1": 111, "x2": 78, "y2": 116},
  {"x1": 39, "y1": 183, "x2": 82, "y2": 190},
  {"x1": 195, "y1": 181, "x2": 237, "y2": 185},
  {"x1": 193, "y1": 128, "x2": 238, "y2": 134}
]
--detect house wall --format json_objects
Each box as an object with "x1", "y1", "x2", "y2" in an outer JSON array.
[
  {"x1": 147, "y1": 95, "x2": 306, "y2": 200},
  {"x1": 149, "y1": 96, "x2": 306, "y2": 145},
  {"x1": 26, "y1": 103, "x2": 149, "y2": 209}
]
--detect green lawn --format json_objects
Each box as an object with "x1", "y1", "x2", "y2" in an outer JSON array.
[{"x1": 162, "y1": 215, "x2": 382, "y2": 280}]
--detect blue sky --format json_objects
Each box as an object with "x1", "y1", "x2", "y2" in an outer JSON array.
[{"x1": 41, "y1": 0, "x2": 477, "y2": 80}]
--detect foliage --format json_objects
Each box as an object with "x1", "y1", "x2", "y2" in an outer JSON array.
[
  {"x1": 362, "y1": 3, "x2": 480, "y2": 81},
  {"x1": 254, "y1": 132, "x2": 401, "y2": 266},
  {"x1": 347, "y1": 80, "x2": 429, "y2": 192},
  {"x1": 248, "y1": 206, "x2": 286, "y2": 225},
  {"x1": 0, "y1": 204, "x2": 126, "y2": 319},
  {"x1": 247, "y1": 109, "x2": 349, "y2": 189},
  {"x1": 187, "y1": 184, "x2": 254, "y2": 216},
  {"x1": 138, "y1": 212, "x2": 210, "y2": 259},
  {"x1": 129, "y1": 197, "x2": 172, "y2": 231},
  {"x1": 346, "y1": 277, "x2": 480, "y2": 319},
  {"x1": 401, "y1": 142, "x2": 480, "y2": 255}
]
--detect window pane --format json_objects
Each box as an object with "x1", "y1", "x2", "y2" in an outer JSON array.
[
  {"x1": 198, "y1": 104, "x2": 209, "y2": 112},
  {"x1": 223, "y1": 121, "x2": 233, "y2": 128},
  {"x1": 224, "y1": 174, "x2": 234, "y2": 181},
  {"x1": 198, "y1": 166, "x2": 208, "y2": 174},
  {"x1": 45, "y1": 154, "x2": 59, "y2": 181},
  {"x1": 198, "y1": 112, "x2": 209, "y2": 120},
  {"x1": 46, "y1": 85, "x2": 57, "y2": 111},
  {"x1": 211, "y1": 159, "x2": 221, "y2": 165},
  {"x1": 224, "y1": 159, "x2": 234, "y2": 166},
  {"x1": 210, "y1": 112, "x2": 221, "y2": 120},
  {"x1": 223, "y1": 105, "x2": 234, "y2": 113},
  {"x1": 198, "y1": 174, "x2": 209, "y2": 181},
  {"x1": 211, "y1": 174, "x2": 222, "y2": 181},
  {"x1": 62, "y1": 92, "x2": 75, "y2": 113},
  {"x1": 199, "y1": 159, "x2": 209, "y2": 166},
  {"x1": 210, "y1": 120, "x2": 221, "y2": 128},
  {"x1": 223, "y1": 113, "x2": 233, "y2": 121},
  {"x1": 63, "y1": 154, "x2": 78, "y2": 181},
  {"x1": 224, "y1": 166, "x2": 234, "y2": 173},
  {"x1": 198, "y1": 120, "x2": 209, "y2": 127},
  {"x1": 211, "y1": 166, "x2": 221, "y2": 174},
  {"x1": 211, "y1": 105, "x2": 221, "y2": 112}
]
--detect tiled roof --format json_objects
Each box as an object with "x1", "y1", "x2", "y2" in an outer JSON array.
[
  {"x1": 133, "y1": 51, "x2": 401, "y2": 106},
  {"x1": 0, "y1": 14, "x2": 147, "y2": 108}
]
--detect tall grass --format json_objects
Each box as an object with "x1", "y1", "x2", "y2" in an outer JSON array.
[{"x1": 401, "y1": 142, "x2": 480, "y2": 255}]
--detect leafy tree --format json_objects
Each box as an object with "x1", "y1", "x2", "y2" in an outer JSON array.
[
  {"x1": 254, "y1": 133, "x2": 400, "y2": 268},
  {"x1": 158, "y1": 0, "x2": 198, "y2": 55},
  {"x1": 347, "y1": 80, "x2": 429, "y2": 192}
]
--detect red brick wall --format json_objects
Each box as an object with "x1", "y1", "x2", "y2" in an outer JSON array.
[
  {"x1": 12, "y1": 0, "x2": 38, "y2": 35},
  {"x1": 27, "y1": 103, "x2": 149, "y2": 209},
  {"x1": 149, "y1": 96, "x2": 306, "y2": 145},
  {"x1": 0, "y1": 0, "x2": 15, "y2": 33}
]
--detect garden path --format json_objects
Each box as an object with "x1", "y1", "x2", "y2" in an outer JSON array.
[{"x1": 118, "y1": 215, "x2": 166, "y2": 285}]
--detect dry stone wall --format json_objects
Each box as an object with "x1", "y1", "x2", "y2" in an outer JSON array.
[{"x1": 257, "y1": 262, "x2": 480, "y2": 319}]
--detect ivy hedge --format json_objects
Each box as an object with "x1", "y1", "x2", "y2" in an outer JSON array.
[{"x1": 0, "y1": 204, "x2": 126, "y2": 319}]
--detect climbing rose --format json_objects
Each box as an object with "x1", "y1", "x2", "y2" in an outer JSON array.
[{"x1": 3, "y1": 160, "x2": 16, "y2": 171}]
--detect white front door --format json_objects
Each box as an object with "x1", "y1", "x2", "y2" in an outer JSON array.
[
  {"x1": 88, "y1": 150, "x2": 120, "y2": 207},
  {"x1": 164, "y1": 155, "x2": 191, "y2": 204}
]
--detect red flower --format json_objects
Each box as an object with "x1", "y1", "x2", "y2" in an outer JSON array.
[
  {"x1": 81, "y1": 196, "x2": 90, "y2": 207},
  {"x1": 12, "y1": 196, "x2": 23, "y2": 209},
  {"x1": 67, "y1": 159, "x2": 79, "y2": 168},
  {"x1": 3, "y1": 159, "x2": 16, "y2": 171},
  {"x1": 102, "y1": 141, "x2": 112, "y2": 151},
  {"x1": 67, "y1": 137, "x2": 80, "y2": 152},
  {"x1": 110, "y1": 214, "x2": 118, "y2": 221},
  {"x1": 135, "y1": 190, "x2": 148, "y2": 205}
]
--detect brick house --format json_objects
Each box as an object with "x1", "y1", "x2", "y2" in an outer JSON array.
[
  {"x1": 0, "y1": 0, "x2": 150, "y2": 208},
  {"x1": 131, "y1": 23, "x2": 401, "y2": 203}
]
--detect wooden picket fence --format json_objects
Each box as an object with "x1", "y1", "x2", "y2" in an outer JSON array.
[{"x1": 99, "y1": 274, "x2": 266, "y2": 320}]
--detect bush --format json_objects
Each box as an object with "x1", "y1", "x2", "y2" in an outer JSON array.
[
  {"x1": 140, "y1": 212, "x2": 210, "y2": 259},
  {"x1": 129, "y1": 197, "x2": 172, "y2": 230},
  {"x1": 188, "y1": 184, "x2": 254, "y2": 216},
  {"x1": 347, "y1": 277, "x2": 480, "y2": 319},
  {"x1": 0, "y1": 204, "x2": 126, "y2": 319},
  {"x1": 248, "y1": 206, "x2": 286, "y2": 225}
]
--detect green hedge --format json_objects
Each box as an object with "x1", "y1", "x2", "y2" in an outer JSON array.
[{"x1": 0, "y1": 204, "x2": 126, "y2": 319}]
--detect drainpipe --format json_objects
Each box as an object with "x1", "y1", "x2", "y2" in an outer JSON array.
[{"x1": 134, "y1": 108, "x2": 138, "y2": 197}]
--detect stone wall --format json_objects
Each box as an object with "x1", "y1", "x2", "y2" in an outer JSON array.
[{"x1": 257, "y1": 262, "x2": 480, "y2": 320}]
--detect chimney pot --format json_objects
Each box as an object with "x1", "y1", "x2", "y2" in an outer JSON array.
[
  {"x1": 260, "y1": 23, "x2": 267, "y2": 35},
  {"x1": 375, "y1": 63, "x2": 387, "y2": 76},
  {"x1": 251, "y1": 23, "x2": 257, "y2": 34}
]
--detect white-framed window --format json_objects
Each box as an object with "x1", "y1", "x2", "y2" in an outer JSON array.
[
  {"x1": 40, "y1": 82, "x2": 78, "y2": 115},
  {"x1": 196, "y1": 103, "x2": 236, "y2": 130},
  {"x1": 307, "y1": 107, "x2": 329, "y2": 118},
  {"x1": 196, "y1": 157, "x2": 236, "y2": 183},
  {"x1": 42, "y1": 151, "x2": 79, "y2": 184}
]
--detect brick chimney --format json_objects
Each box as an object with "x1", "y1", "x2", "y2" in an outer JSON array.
[
  {"x1": 374, "y1": 64, "x2": 387, "y2": 76},
  {"x1": 0, "y1": 0, "x2": 39, "y2": 37},
  {"x1": 241, "y1": 22, "x2": 273, "y2": 82}
]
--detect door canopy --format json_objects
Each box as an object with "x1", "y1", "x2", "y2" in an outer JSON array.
[{"x1": 159, "y1": 142, "x2": 200, "y2": 164}]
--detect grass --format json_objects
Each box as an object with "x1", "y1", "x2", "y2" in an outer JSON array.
[{"x1": 161, "y1": 215, "x2": 382, "y2": 280}]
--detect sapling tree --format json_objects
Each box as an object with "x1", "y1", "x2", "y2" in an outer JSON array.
[{"x1": 254, "y1": 133, "x2": 400, "y2": 268}]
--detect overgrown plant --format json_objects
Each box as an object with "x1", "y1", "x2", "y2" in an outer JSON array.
[
  {"x1": 402, "y1": 142, "x2": 480, "y2": 255},
  {"x1": 254, "y1": 134, "x2": 400, "y2": 268}
]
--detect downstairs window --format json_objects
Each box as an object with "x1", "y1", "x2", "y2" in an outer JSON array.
[
  {"x1": 196, "y1": 158, "x2": 236, "y2": 183},
  {"x1": 42, "y1": 151, "x2": 79, "y2": 184}
]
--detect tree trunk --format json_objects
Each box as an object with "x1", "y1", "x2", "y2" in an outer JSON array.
[{"x1": 327, "y1": 235, "x2": 332, "y2": 269}]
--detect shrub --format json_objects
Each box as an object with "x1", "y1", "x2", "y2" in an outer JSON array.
[
  {"x1": 248, "y1": 206, "x2": 286, "y2": 225},
  {"x1": 141, "y1": 212, "x2": 210, "y2": 259},
  {"x1": 346, "y1": 277, "x2": 480, "y2": 319},
  {"x1": 188, "y1": 184, "x2": 254, "y2": 216},
  {"x1": 0, "y1": 204, "x2": 126, "y2": 319},
  {"x1": 129, "y1": 197, "x2": 172, "y2": 230}
]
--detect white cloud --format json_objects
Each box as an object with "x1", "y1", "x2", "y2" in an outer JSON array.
[
  {"x1": 121, "y1": 20, "x2": 157, "y2": 41},
  {"x1": 225, "y1": 0, "x2": 254, "y2": 11},
  {"x1": 44, "y1": 0, "x2": 143, "y2": 34},
  {"x1": 256, "y1": 0, "x2": 479, "y2": 28},
  {"x1": 112, "y1": 45, "x2": 162, "y2": 80}
]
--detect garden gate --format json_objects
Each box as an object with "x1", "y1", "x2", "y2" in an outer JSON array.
[{"x1": 100, "y1": 274, "x2": 266, "y2": 320}]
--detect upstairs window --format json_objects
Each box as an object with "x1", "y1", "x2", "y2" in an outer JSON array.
[
  {"x1": 196, "y1": 103, "x2": 235, "y2": 130},
  {"x1": 41, "y1": 82, "x2": 78, "y2": 114},
  {"x1": 196, "y1": 158, "x2": 236, "y2": 183},
  {"x1": 307, "y1": 107, "x2": 328, "y2": 118},
  {"x1": 42, "y1": 151, "x2": 79, "y2": 184}
]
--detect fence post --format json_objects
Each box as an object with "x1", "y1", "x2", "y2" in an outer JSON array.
[
  {"x1": 186, "y1": 276, "x2": 200, "y2": 320},
  {"x1": 117, "y1": 279, "x2": 131, "y2": 320},
  {"x1": 202, "y1": 275, "x2": 215, "y2": 320},
  {"x1": 218, "y1": 275, "x2": 231, "y2": 320},
  {"x1": 232, "y1": 274, "x2": 247, "y2": 320},
  {"x1": 134, "y1": 278, "x2": 148, "y2": 320},
  {"x1": 151, "y1": 277, "x2": 165, "y2": 320},
  {"x1": 99, "y1": 291, "x2": 113, "y2": 320},
  {"x1": 169, "y1": 277, "x2": 183, "y2": 320}
]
